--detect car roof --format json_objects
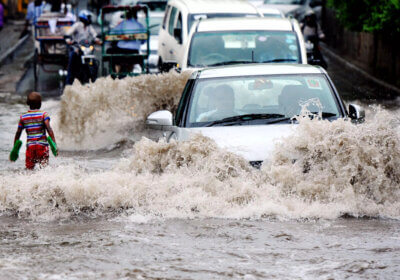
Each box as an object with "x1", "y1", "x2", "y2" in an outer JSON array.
[
  {"x1": 170, "y1": 0, "x2": 260, "y2": 14},
  {"x1": 194, "y1": 64, "x2": 325, "y2": 79},
  {"x1": 196, "y1": 17, "x2": 293, "y2": 32}
]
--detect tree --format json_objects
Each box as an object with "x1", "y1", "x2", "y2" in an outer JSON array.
[{"x1": 327, "y1": 0, "x2": 400, "y2": 35}]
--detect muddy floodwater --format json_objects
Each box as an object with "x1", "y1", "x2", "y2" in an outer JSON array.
[{"x1": 1, "y1": 71, "x2": 400, "y2": 279}]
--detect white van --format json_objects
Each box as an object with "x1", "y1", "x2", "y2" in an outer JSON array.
[
  {"x1": 157, "y1": 0, "x2": 262, "y2": 71},
  {"x1": 179, "y1": 17, "x2": 307, "y2": 70}
]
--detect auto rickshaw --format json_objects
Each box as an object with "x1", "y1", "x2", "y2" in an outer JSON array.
[{"x1": 100, "y1": 5, "x2": 151, "y2": 78}]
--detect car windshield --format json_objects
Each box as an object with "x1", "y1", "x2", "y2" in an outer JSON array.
[
  {"x1": 187, "y1": 13, "x2": 259, "y2": 33},
  {"x1": 264, "y1": 0, "x2": 306, "y2": 4},
  {"x1": 188, "y1": 31, "x2": 300, "y2": 67},
  {"x1": 187, "y1": 74, "x2": 341, "y2": 127}
]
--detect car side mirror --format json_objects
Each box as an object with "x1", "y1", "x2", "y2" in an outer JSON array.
[
  {"x1": 309, "y1": 0, "x2": 323, "y2": 8},
  {"x1": 348, "y1": 104, "x2": 365, "y2": 122},
  {"x1": 173, "y1": 28, "x2": 182, "y2": 44},
  {"x1": 146, "y1": 110, "x2": 173, "y2": 127}
]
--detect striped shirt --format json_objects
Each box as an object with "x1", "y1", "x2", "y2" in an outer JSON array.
[{"x1": 18, "y1": 110, "x2": 50, "y2": 146}]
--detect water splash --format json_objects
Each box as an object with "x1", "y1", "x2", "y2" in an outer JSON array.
[
  {"x1": 1, "y1": 109, "x2": 400, "y2": 220},
  {"x1": 55, "y1": 71, "x2": 191, "y2": 150}
]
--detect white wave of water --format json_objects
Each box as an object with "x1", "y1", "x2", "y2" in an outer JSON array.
[
  {"x1": 1, "y1": 109, "x2": 400, "y2": 220},
  {"x1": 55, "y1": 71, "x2": 191, "y2": 150}
]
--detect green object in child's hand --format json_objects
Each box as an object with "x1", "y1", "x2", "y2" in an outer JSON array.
[
  {"x1": 10, "y1": 140, "x2": 22, "y2": 162},
  {"x1": 47, "y1": 136, "x2": 58, "y2": 156}
]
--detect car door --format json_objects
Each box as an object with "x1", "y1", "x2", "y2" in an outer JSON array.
[
  {"x1": 158, "y1": 5, "x2": 171, "y2": 62},
  {"x1": 164, "y1": 6, "x2": 178, "y2": 62},
  {"x1": 170, "y1": 11, "x2": 184, "y2": 64}
]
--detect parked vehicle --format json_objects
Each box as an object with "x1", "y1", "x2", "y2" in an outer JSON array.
[
  {"x1": 179, "y1": 17, "x2": 307, "y2": 70},
  {"x1": 158, "y1": 0, "x2": 262, "y2": 72},
  {"x1": 146, "y1": 64, "x2": 365, "y2": 165}
]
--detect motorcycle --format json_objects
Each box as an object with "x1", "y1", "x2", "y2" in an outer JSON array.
[
  {"x1": 74, "y1": 39, "x2": 98, "y2": 84},
  {"x1": 61, "y1": 38, "x2": 99, "y2": 88},
  {"x1": 304, "y1": 35, "x2": 327, "y2": 69}
]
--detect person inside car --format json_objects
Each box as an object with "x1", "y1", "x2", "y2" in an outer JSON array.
[{"x1": 197, "y1": 84, "x2": 237, "y2": 122}]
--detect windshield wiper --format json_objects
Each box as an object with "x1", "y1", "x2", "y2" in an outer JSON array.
[
  {"x1": 206, "y1": 113, "x2": 285, "y2": 127},
  {"x1": 309, "y1": 112, "x2": 338, "y2": 118},
  {"x1": 206, "y1": 60, "x2": 254, "y2": 67},
  {"x1": 261, "y1": 58, "x2": 297, "y2": 63}
]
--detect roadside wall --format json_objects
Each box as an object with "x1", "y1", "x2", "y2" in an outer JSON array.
[{"x1": 323, "y1": 8, "x2": 400, "y2": 89}]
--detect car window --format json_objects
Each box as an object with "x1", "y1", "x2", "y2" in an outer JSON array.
[
  {"x1": 162, "y1": 5, "x2": 170, "y2": 29},
  {"x1": 187, "y1": 13, "x2": 259, "y2": 34},
  {"x1": 188, "y1": 31, "x2": 300, "y2": 67},
  {"x1": 168, "y1": 7, "x2": 178, "y2": 35},
  {"x1": 175, "y1": 12, "x2": 182, "y2": 30},
  {"x1": 187, "y1": 74, "x2": 340, "y2": 126}
]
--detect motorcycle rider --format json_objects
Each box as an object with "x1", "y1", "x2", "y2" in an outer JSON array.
[
  {"x1": 301, "y1": 10, "x2": 327, "y2": 68},
  {"x1": 65, "y1": 10, "x2": 100, "y2": 85}
]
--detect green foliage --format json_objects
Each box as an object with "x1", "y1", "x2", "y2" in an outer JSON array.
[{"x1": 327, "y1": 0, "x2": 400, "y2": 35}]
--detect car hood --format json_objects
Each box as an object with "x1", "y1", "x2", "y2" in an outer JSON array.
[{"x1": 182, "y1": 124, "x2": 296, "y2": 162}]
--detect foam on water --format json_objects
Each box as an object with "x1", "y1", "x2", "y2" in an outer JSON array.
[
  {"x1": 1, "y1": 74, "x2": 400, "y2": 221},
  {"x1": 1, "y1": 109, "x2": 400, "y2": 220},
  {"x1": 55, "y1": 71, "x2": 191, "y2": 150}
]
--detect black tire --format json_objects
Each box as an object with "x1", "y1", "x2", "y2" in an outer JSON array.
[
  {"x1": 158, "y1": 58, "x2": 166, "y2": 73},
  {"x1": 89, "y1": 61, "x2": 99, "y2": 83}
]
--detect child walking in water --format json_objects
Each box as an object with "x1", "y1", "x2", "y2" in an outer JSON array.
[{"x1": 12, "y1": 92, "x2": 56, "y2": 169}]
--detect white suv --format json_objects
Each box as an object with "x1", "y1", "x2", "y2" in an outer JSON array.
[
  {"x1": 179, "y1": 17, "x2": 307, "y2": 70},
  {"x1": 157, "y1": 0, "x2": 262, "y2": 71}
]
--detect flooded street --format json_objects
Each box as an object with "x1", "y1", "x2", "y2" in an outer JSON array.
[
  {"x1": 1, "y1": 55, "x2": 400, "y2": 279},
  {"x1": 0, "y1": 217, "x2": 399, "y2": 279}
]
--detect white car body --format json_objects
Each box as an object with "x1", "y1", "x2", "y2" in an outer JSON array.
[
  {"x1": 256, "y1": 6, "x2": 285, "y2": 18},
  {"x1": 158, "y1": 0, "x2": 262, "y2": 71},
  {"x1": 146, "y1": 64, "x2": 365, "y2": 164},
  {"x1": 178, "y1": 17, "x2": 307, "y2": 70}
]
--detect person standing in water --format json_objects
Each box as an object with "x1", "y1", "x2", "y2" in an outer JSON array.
[{"x1": 12, "y1": 92, "x2": 56, "y2": 170}]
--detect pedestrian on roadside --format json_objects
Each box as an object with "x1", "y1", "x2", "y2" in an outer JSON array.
[
  {"x1": 12, "y1": 92, "x2": 57, "y2": 170},
  {"x1": 0, "y1": 0, "x2": 4, "y2": 33}
]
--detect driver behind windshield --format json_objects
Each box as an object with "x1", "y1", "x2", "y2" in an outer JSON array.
[{"x1": 197, "y1": 84, "x2": 236, "y2": 122}]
